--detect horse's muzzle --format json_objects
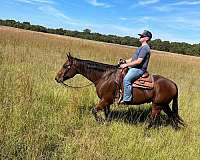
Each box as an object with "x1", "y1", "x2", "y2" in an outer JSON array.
[{"x1": 55, "y1": 76, "x2": 63, "y2": 83}]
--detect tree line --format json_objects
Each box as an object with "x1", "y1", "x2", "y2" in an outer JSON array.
[{"x1": 0, "y1": 19, "x2": 199, "y2": 56}]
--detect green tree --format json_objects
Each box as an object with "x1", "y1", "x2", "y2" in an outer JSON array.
[{"x1": 83, "y1": 29, "x2": 91, "y2": 34}]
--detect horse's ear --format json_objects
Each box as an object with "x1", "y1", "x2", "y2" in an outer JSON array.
[
  {"x1": 67, "y1": 52, "x2": 73, "y2": 61},
  {"x1": 69, "y1": 52, "x2": 73, "y2": 58},
  {"x1": 66, "y1": 52, "x2": 73, "y2": 60}
]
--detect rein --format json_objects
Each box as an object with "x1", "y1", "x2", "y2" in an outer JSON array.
[{"x1": 61, "y1": 82, "x2": 94, "y2": 89}]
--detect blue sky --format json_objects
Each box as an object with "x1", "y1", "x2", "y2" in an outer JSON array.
[{"x1": 1, "y1": 0, "x2": 200, "y2": 44}]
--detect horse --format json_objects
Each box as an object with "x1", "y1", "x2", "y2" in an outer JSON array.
[{"x1": 55, "y1": 53, "x2": 184, "y2": 129}]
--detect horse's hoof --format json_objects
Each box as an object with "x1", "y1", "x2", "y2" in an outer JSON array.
[
  {"x1": 172, "y1": 125, "x2": 181, "y2": 131},
  {"x1": 105, "y1": 115, "x2": 112, "y2": 122},
  {"x1": 144, "y1": 131, "x2": 151, "y2": 138},
  {"x1": 97, "y1": 117, "x2": 105, "y2": 124},
  {"x1": 143, "y1": 128, "x2": 151, "y2": 137},
  {"x1": 105, "y1": 121, "x2": 111, "y2": 126}
]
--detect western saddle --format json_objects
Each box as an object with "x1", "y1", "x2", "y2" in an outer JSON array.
[
  {"x1": 133, "y1": 71, "x2": 154, "y2": 89},
  {"x1": 114, "y1": 67, "x2": 154, "y2": 103}
]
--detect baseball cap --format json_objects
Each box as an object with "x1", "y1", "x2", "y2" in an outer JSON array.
[{"x1": 138, "y1": 30, "x2": 152, "y2": 40}]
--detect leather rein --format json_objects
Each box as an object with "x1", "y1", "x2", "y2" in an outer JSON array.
[{"x1": 60, "y1": 81, "x2": 94, "y2": 89}]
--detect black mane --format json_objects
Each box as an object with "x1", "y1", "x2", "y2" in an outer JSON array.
[{"x1": 74, "y1": 58, "x2": 118, "y2": 72}]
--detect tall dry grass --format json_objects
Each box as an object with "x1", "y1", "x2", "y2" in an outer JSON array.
[{"x1": 0, "y1": 26, "x2": 200, "y2": 159}]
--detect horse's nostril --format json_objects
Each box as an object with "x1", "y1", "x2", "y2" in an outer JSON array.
[
  {"x1": 55, "y1": 77, "x2": 60, "y2": 83},
  {"x1": 55, "y1": 76, "x2": 64, "y2": 83}
]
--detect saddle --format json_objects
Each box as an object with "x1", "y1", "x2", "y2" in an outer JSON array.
[
  {"x1": 114, "y1": 68, "x2": 154, "y2": 103},
  {"x1": 118, "y1": 68, "x2": 154, "y2": 90},
  {"x1": 133, "y1": 72, "x2": 154, "y2": 89}
]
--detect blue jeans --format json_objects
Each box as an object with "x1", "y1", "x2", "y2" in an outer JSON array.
[{"x1": 123, "y1": 68, "x2": 144, "y2": 101}]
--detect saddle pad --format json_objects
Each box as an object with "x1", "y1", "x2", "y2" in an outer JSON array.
[
  {"x1": 138, "y1": 75, "x2": 152, "y2": 83},
  {"x1": 133, "y1": 76, "x2": 154, "y2": 89}
]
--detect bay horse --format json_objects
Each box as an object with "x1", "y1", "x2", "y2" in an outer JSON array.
[{"x1": 55, "y1": 53, "x2": 184, "y2": 129}]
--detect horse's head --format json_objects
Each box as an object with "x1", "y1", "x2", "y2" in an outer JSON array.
[{"x1": 55, "y1": 53, "x2": 77, "y2": 83}]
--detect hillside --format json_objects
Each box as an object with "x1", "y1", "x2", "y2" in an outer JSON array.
[
  {"x1": 1, "y1": 19, "x2": 200, "y2": 57},
  {"x1": 1, "y1": 25, "x2": 200, "y2": 60},
  {"x1": 0, "y1": 26, "x2": 200, "y2": 159}
]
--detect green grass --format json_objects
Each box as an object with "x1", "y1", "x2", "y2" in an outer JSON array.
[{"x1": 0, "y1": 26, "x2": 200, "y2": 159}]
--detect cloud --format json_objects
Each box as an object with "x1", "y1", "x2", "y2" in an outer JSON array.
[
  {"x1": 144, "y1": 13, "x2": 200, "y2": 33},
  {"x1": 16, "y1": 0, "x2": 54, "y2": 4},
  {"x1": 138, "y1": 0, "x2": 160, "y2": 5},
  {"x1": 118, "y1": 13, "x2": 200, "y2": 42},
  {"x1": 119, "y1": 17, "x2": 128, "y2": 21},
  {"x1": 38, "y1": 5, "x2": 79, "y2": 25},
  {"x1": 16, "y1": 0, "x2": 33, "y2": 4},
  {"x1": 130, "y1": 0, "x2": 159, "y2": 9},
  {"x1": 111, "y1": 25, "x2": 138, "y2": 35},
  {"x1": 86, "y1": 0, "x2": 113, "y2": 8},
  {"x1": 119, "y1": 16, "x2": 155, "y2": 24},
  {"x1": 171, "y1": 1, "x2": 200, "y2": 6},
  {"x1": 154, "y1": 5, "x2": 174, "y2": 12},
  {"x1": 154, "y1": 1, "x2": 200, "y2": 12},
  {"x1": 16, "y1": 0, "x2": 79, "y2": 26}
]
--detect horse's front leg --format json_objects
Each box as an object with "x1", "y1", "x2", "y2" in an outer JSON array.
[
  {"x1": 92, "y1": 99, "x2": 110, "y2": 123},
  {"x1": 104, "y1": 105, "x2": 111, "y2": 121}
]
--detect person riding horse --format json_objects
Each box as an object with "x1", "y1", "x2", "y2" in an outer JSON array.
[
  {"x1": 55, "y1": 31, "x2": 184, "y2": 129},
  {"x1": 120, "y1": 30, "x2": 152, "y2": 104}
]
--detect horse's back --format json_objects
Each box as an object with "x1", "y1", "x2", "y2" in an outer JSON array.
[
  {"x1": 153, "y1": 74, "x2": 177, "y2": 88},
  {"x1": 152, "y1": 74, "x2": 178, "y2": 104}
]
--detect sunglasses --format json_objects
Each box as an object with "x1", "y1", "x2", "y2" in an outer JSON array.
[{"x1": 140, "y1": 35, "x2": 147, "y2": 38}]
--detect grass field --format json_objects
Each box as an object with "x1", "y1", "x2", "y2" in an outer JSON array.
[{"x1": 0, "y1": 26, "x2": 200, "y2": 160}]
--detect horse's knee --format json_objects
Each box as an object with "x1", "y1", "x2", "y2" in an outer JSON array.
[{"x1": 151, "y1": 107, "x2": 161, "y2": 119}]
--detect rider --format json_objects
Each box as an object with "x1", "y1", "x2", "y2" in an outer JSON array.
[{"x1": 120, "y1": 30, "x2": 152, "y2": 104}]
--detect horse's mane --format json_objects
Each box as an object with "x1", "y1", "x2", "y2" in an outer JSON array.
[
  {"x1": 74, "y1": 57, "x2": 118, "y2": 72},
  {"x1": 74, "y1": 57, "x2": 119, "y2": 81}
]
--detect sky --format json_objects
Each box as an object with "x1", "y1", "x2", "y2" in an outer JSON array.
[{"x1": 1, "y1": 0, "x2": 200, "y2": 44}]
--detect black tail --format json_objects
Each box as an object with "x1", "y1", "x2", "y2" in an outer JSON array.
[
  {"x1": 172, "y1": 94, "x2": 178, "y2": 116},
  {"x1": 172, "y1": 86, "x2": 184, "y2": 126}
]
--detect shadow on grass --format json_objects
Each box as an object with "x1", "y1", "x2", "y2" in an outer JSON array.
[
  {"x1": 78, "y1": 104, "x2": 171, "y2": 127},
  {"x1": 108, "y1": 107, "x2": 170, "y2": 127}
]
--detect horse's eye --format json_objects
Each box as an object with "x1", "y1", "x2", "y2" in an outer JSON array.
[{"x1": 63, "y1": 64, "x2": 71, "y2": 69}]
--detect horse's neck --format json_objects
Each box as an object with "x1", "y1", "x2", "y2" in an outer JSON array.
[{"x1": 75, "y1": 60, "x2": 105, "y2": 85}]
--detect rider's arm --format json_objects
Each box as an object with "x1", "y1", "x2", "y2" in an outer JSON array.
[
  {"x1": 127, "y1": 58, "x2": 143, "y2": 67},
  {"x1": 121, "y1": 58, "x2": 143, "y2": 68},
  {"x1": 121, "y1": 46, "x2": 149, "y2": 69},
  {"x1": 125, "y1": 58, "x2": 132, "y2": 63}
]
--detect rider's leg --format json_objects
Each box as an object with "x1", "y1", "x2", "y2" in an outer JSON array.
[{"x1": 123, "y1": 68, "x2": 144, "y2": 102}]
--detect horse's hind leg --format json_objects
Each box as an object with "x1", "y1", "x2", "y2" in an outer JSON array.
[
  {"x1": 147, "y1": 104, "x2": 161, "y2": 129},
  {"x1": 163, "y1": 104, "x2": 180, "y2": 130}
]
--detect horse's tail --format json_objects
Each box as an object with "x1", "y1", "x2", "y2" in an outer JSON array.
[
  {"x1": 172, "y1": 85, "x2": 184, "y2": 126},
  {"x1": 172, "y1": 92, "x2": 178, "y2": 116}
]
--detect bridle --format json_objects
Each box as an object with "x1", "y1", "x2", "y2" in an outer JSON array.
[{"x1": 60, "y1": 62, "x2": 94, "y2": 89}]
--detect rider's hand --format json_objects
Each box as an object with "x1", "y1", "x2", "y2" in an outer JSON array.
[
  {"x1": 118, "y1": 59, "x2": 126, "y2": 64},
  {"x1": 120, "y1": 63, "x2": 128, "y2": 69}
]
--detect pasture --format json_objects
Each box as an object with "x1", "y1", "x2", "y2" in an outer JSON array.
[{"x1": 0, "y1": 26, "x2": 200, "y2": 159}]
